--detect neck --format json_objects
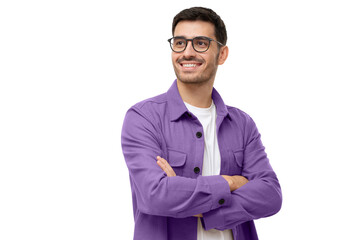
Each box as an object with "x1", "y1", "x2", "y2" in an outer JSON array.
[{"x1": 176, "y1": 79, "x2": 214, "y2": 108}]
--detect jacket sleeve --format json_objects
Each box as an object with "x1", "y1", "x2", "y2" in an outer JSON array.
[
  {"x1": 201, "y1": 115, "x2": 282, "y2": 230},
  {"x1": 121, "y1": 107, "x2": 232, "y2": 218}
]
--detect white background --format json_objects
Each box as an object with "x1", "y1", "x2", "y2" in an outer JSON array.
[{"x1": 1, "y1": 0, "x2": 359, "y2": 239}]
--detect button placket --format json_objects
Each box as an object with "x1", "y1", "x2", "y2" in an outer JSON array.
[
  {"x1": 191, "y1": 120, "x2": 204, "y2": 177},
  {"x1": 194, "y1": 129, "x2": 203, "y2": 175}
]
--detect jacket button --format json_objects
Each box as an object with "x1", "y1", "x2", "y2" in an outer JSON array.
[
  {"x1": 196, "y1": 132, "x2": 202, "y2": 138},
  {"x1": 218, "y1": 199, "x2": 225, "y2": 205},
  {"x1": 194, "y1": 167, "x2": 200, "y2": 174}
]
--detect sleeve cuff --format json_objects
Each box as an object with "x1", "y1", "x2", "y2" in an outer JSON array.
[
  {"x1": 202, "y1": 175, "x2": 232, "y2": 210},
  {"x1": 201, "y1": 207, "x2": 225, "y2": 231}
]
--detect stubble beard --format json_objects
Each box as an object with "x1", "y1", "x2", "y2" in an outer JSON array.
[
  {"x1": 175, "y1": 71, "x2": 215, "y2": 85},
  {"x1": 174, "y1": 62, "x2": 218, "y2": 85},
  {"x1": 174, "y1": 53, "x2": 220, "y2": 85}
]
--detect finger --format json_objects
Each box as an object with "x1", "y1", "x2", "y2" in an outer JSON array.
[
  {"x1": 193, "y1": 214, "x2": 203, "y2": 217},
  {"x1": 157, "y1": 156, "x2": 167, "y2": 168},
  {"x1": 160, "y1": 158, "x2": 176, "y2": 177},
  {"x1": 166, "y1": 167, "x2": 176, "y2": 177},
  {"x1": 164, "y1": 164, "x2": 176, "y2": 177},
  {"x1": 157, "y1": 161, "x2": 171, "y2": 176},
  {"x1": 156, "y1": 156, "x2": 176, "y2": 177},
  {"x1": 156, "y1": 156, "x2": 169, "y2": 173},
  {"x1": 158, "y1": 156, "x2": 176, "y2": 177},
  {"x1": 156, "y1": 158, "x2": 166, "y2": 171}
]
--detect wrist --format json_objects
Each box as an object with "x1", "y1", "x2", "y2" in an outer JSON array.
[{"x1": 221, "y1": 175, "x2": 235, "y2": 191}]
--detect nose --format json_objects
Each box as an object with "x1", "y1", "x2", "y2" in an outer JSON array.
[{"x1": 182, "y1": 40, "x2": 197, "y2": 57}]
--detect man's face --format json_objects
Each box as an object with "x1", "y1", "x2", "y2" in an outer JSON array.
[{"x1": 171, "y1": 20, "x2": 224, "y2": 85}]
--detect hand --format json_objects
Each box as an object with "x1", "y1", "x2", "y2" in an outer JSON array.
[
  {"x1": 221, "y1": 175, "x2": 249, "y2": 192},
  {"x1": 156, "y1": 156, "x2": 176, "y2": 177}
]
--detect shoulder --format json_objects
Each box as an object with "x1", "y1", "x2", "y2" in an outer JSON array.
[
  {"x1": 226, "y1": 105, "x2": 261, "y2": 142},
  {"x1": 126, "y1": 93, "x2": 168, "y2": 123},
  {"x1": 226, "y1": 105, "x2": 253, "y2": 124},
  {"x1": 226, "y1": 105, "x2": 259, "y2": 134},
  {"x1": 132, "y1": 93, "x2": 167, "y2": 111}
]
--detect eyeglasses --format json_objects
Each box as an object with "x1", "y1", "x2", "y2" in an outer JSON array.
[{"x1": 167, "y1": 36, "x2": 224, "y2": 53}]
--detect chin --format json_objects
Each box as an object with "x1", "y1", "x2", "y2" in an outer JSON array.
[
  {"x1": 174, "y1": 65, "x2": 217, "y2": 85},
  {"x1": 177, "y1": 76, "x2": 210, "y2": 84},
  {"x1": 176, "y1": 72, "x2": 211, "y2": 84}
]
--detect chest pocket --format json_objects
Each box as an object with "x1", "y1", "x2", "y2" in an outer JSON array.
[
  {"x1": 167, "y1": 149, "x2": 187, "y2": 176},
  {"x1": 228, "y1": 149, "x2": 244, "y2": 175}
]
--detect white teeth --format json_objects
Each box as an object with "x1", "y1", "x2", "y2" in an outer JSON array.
[{"x1": 183, "y1": 64, "x2": 196, "y2": 67}]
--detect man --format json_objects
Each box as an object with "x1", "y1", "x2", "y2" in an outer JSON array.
[{"x1": 121, "y1": 7, "x2": 282, "y2": 240}]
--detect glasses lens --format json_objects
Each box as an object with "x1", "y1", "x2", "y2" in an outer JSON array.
[
  {"x1": 171, "y1": 37, "x2": 186, "y2": 52},
  {"x1": 193, "y1": 37, "x2": 210, "y2": 52}
]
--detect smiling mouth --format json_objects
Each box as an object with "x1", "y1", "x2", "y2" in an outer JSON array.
[{"x1": 180, "y1": 62, "x2": 202, "y2": 69}]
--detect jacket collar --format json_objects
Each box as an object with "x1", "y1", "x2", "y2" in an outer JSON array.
[{"x1": 166, "y1": 79, "x2": 231, "y2": 122}]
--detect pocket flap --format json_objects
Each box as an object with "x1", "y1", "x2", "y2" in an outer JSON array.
[
  {"x1": 233, "y1": 149, "x2": 244, "y2": 167},
  {"x1": 168, "y1": 149, "x2": 187, "y2": 167}
]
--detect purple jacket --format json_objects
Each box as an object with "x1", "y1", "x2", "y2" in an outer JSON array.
[{"x1": 121, "y1": 80, "x2": 282, "y2": 240}]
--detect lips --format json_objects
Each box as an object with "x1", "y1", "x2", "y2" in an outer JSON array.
[
  {"x1": 179, "y1": 62, "x2": 203, "y2": 70},
  {"x1": 182, "y1": 63, "x2": 197, "y2": 67}
]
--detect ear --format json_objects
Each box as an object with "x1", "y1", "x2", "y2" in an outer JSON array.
[{"x1": 217, "y1": 45, "x2": 229, "y2": 65}]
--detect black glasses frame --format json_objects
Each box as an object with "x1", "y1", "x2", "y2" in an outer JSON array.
[{"x1": 167, "y1": 36, "x2": 224, "y2": 53}]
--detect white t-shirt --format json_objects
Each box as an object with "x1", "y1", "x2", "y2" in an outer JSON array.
[{"x1": 184, "y1": 101, "x2": 234, "y2": 240}]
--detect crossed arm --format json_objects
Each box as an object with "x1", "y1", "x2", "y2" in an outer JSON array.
[
  {"x1": 122, "y1": 108, "x2": 282, "y2": 230},
  {"x1": 156, "y1": 156, "x2": 249, "y2": 217}
]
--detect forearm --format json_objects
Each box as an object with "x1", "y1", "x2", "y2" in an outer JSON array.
[
  {"x1": 192, "y1": 176, "x2": 249, "y2": 219},
  {"x1": 126, "y1": 153, "x2": 231, "y2": 218},
  {"x1": 129, "y1": 170, "x2": 231, "y2": 218},
  {"x1": 201, "y1": 172, "x2": 282, "y2": 230},
  {"x1": 156, "y1": 157, "x2": 248, "y2": 218}
]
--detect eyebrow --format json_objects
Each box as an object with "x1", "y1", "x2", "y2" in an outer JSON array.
[{"x1": 173, "y1": 35, "x2": 210, "y2": 39}]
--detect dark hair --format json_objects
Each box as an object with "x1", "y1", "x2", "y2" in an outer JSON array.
[{"x1": 172, "y1": 7, "x2": 227, "y2": 45}]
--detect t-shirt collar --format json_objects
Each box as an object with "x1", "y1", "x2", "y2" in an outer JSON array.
[{"x1": 166, "y1": 79, "x2": 231, "y2": 122}]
